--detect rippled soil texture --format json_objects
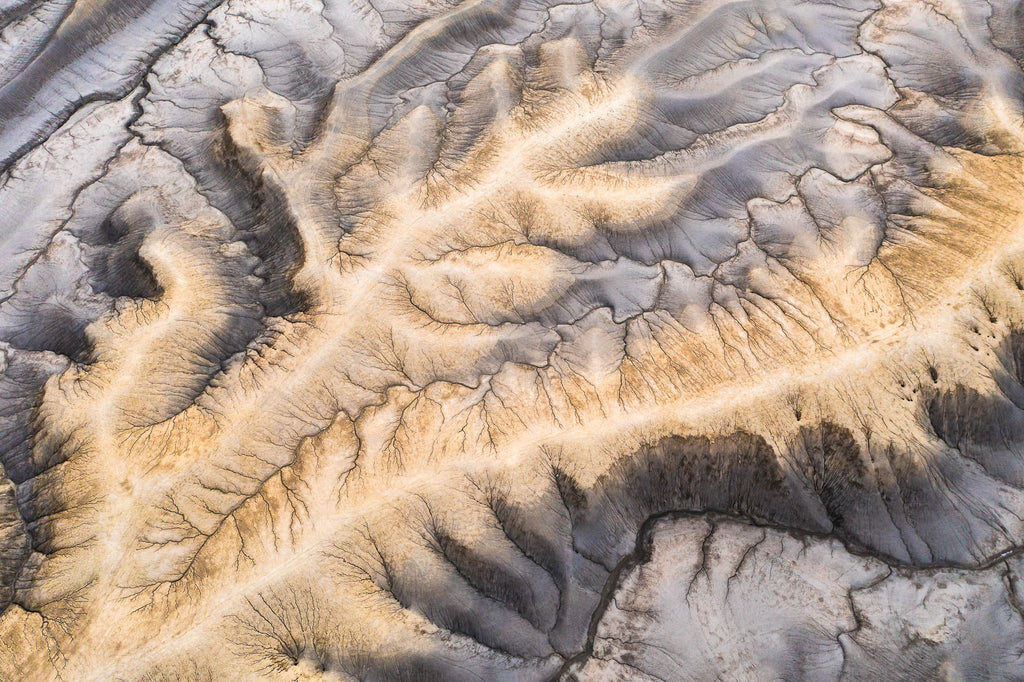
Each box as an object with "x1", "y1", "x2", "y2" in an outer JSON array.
[{"x1": 1, "y1": 0, "x2": 1024, "y2": 679}]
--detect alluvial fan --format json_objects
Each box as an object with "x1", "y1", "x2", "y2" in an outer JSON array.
[{"x1": 1, "y1": 0, "x2": 1024, "y2": 679}]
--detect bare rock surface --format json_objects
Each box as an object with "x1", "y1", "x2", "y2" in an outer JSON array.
[
  {"x1": 567, "y1": 514, "x2": 1024, "y2": 680},
  {"x1": 0, "y1": 0, "x2": 1023, "y2": 679}
]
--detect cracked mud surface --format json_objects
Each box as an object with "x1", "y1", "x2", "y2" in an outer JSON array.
[{"x1": 1, "y1": 0, "x2": 1024, "y2": 679}]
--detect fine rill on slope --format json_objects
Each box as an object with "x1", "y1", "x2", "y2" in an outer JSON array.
[{"x1": 0, "y1": 0, "x2": 1024, "y2": 679}]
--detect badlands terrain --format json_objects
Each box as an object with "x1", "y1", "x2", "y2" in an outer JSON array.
[{"x1": 1, "y1": 0, "x2": 1024, "y2": 679}]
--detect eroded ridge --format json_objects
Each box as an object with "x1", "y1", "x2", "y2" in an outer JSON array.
[{"x1": 0, "y1": 0, "x2": 1023, "y2": 679}]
